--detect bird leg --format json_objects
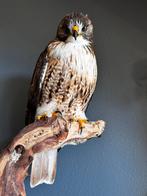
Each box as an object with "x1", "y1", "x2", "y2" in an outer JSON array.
[
  {"x1": 77, "y1": 119, "x2": 88, "y2": 134},
  {"x1": 36, "y1": 111, "x2": 62, "y2": 121},
  {"x1": 52, "y1": 111, "x2": 62, "y2": 118},
  {"x1": 36, "y1": 113, "x2": 48, "y2": 121}
]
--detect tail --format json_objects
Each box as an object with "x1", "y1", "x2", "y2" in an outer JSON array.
[{"x1": 30, "y1": 149, "x2": 57, "y2": 187}]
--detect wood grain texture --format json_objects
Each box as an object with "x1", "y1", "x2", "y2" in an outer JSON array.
[{"x1": 0, "y1": 116, "x2": 105, "y2": 196}]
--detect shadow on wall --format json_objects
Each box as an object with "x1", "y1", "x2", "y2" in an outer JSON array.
[
  {"x1": 0, "y1": 76, "x2": 30, "y2": 149},
  {"x1": 132, "y1": 58, "x2": 147, "y2": 100},
  {"x1": 132, "y1": 58, "x2": 147, "y2": 152}
]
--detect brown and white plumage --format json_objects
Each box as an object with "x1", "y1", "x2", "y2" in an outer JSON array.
[{"x1": 25, "y1": 12, "x2": 97, "y2": 187}]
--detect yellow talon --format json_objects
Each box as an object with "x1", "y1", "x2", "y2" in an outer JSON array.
[
  {"x1": 52, "y1": 112, "x2": 58, "y2": 117},
  {"x1": 78, "y1": 119, "x2": 88, "y2": 129},
  {"x1": 36, "y1": 113, "x2": 48, "y2": 121},
  {"x1": 52, "y1": 111, "x2": 62, "y2": 118}
]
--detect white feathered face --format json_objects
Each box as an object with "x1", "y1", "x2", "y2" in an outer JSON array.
[{"x1": 56, "y1": 12, "x2": 93, "y2": 42}]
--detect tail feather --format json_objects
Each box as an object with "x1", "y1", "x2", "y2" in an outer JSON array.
[{"x1": 30, "y1": 149, "x2": 57, "y2": 187}]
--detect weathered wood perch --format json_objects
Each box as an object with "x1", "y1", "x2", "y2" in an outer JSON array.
[{"x1": 0, "y1": 116, "x2": 105, "y2": 196}]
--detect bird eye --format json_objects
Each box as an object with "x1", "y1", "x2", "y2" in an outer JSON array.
[
  {"x1": 65, "y1": 27, "x2": 70, "y2": 34},
  {"x1": 82, "y1": 26, "x2": 87, "y2": 31}
]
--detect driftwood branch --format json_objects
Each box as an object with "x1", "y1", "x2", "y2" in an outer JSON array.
[{"x1": 0, "y1": 116, "x2": 105, "y2": 196}]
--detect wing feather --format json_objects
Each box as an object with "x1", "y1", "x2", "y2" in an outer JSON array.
[{"x1": 25, "y1": 47, "x2": 48, "y2": 125}]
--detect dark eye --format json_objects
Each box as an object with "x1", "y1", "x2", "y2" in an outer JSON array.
[
  {"x1": 65, "y1": 27, "x2": 70, "y2": 34},
  {"x1": 82, "y1": 26, "x2": 87, "y2": 31}
]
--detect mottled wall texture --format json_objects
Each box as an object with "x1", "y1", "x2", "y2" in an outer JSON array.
[{"x1": 0, "y1": 1, "x2": 147, "y2": 195}]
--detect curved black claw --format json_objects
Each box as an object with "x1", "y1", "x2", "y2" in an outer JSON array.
[{"x1": 58, "y1": 147, "x2": 62, "y2": 152}]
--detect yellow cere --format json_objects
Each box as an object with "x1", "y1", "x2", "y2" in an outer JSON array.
[{"x1": 72, "y1": 25, "x2": 79, "y2": 32}]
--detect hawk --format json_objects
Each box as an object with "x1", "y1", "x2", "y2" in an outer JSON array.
[{"x1": 25, "y1": 12, "x2": 97, "y2": 187}]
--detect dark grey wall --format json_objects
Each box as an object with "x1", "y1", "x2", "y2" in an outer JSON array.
[{"x1": 0, "y1": 1, "x2": 147, "y2": 196}]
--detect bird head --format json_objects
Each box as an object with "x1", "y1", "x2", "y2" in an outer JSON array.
[{"x1": 56, "y1": 12, "x2": 93, "y2": 42}]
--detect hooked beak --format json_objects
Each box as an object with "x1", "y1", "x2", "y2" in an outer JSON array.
[{"x1": 72, "y1": 25, "x2": 79, "y2": 40}]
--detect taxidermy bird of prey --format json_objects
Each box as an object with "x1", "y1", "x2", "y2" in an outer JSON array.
[{"x1": 25, "y1": 12, "x2": 97, "y2": 187}]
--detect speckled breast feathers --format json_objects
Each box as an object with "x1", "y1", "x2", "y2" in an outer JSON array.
[{"x1": 36, "y1": 40, "x2": 97, "y2": 120}]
